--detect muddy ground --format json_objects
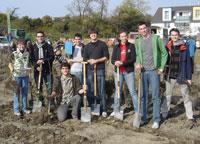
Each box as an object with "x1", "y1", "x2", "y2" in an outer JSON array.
[{"x1": 0, "y1": 49, "x2": 200, "y2": 144}]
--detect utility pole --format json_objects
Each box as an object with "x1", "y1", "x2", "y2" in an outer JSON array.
[{"x1": 6, "y1": 10, "x2": 11, "y2": 42}]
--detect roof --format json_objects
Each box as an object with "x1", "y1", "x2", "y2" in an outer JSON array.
[{"x1": 152, "y1": 5, "x2": 199, "y2": 23}]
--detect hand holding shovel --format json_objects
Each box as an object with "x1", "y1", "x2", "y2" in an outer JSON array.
[{"x1": 81, "y1": 61, "x2": 91, "y2": 122}]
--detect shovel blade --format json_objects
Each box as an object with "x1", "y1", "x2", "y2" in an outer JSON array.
[
  {"x1": 81, "y1": 107, "x2": 91, "y2": 123},
  {"x1": 91, "y1": 104, "x2": 100, "y2": 116},
  {"x1": 133, "y1": 112, "x2": 141, "y2": 128},
  {"x1": 114, "y1": 108, "x2": 124, "y2": 121},
  {"x1": 32, "y1": 100, "x2": 42, "y2": 113}
]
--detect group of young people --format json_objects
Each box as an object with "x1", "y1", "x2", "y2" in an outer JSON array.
[{"x1": 8, "y1": 21, "x2": 196, "y2": 129}]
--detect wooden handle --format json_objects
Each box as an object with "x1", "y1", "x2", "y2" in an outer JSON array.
[
  {"x1": 83, "y1": 62, "x2": 87, "y2": 108},
  {"x1": 117, "y1": 67, "x2": 120, "y2": 99},
  {"x1": 38, "y1": 64, "x2": 42, "y2": 90},
  {"x1": 94, "y1": 64, "x2": 97, "y2": 96}
]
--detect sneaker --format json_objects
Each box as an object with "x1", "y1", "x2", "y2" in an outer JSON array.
[
  {"x1": 23, "y1": 110, "x2": 31, "y2": 114},
  {"x1": 14, "y1": 112, "x2": 21, "y2": 116},
  {"x1": 152, "y1": 122, "x2": 159, "y2": 129},
  {"x1": 102, "y1": 112, "x2": 107, "y2": 118},
  {"x1": 110, "y1": 111, "x2": 115, "y2": 117}
]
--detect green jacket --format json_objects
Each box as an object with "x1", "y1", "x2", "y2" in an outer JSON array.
[{"x1": 135, "y1": 34, "x2": 168, "y2": 70}]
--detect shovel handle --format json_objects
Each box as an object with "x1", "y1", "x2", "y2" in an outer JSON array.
[
  {"x1": 37, "y1": 64, "x2": 42, "y2": 90},
  {"x1": 117, "y1": 67, "x2": 120, "y2": 99},
  {"x1": 94, "y1": 64, "x2": 97, "y2": 96},
  {"x1": 83, "y1": 62, "x2": 88, "y2": 108},
  {"x1": 137, "y1": 71, "x2": 141, "y2": 112}
]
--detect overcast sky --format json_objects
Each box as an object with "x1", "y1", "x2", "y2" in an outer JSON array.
[{"x1": 0, "y1": 0, "x2": 199, "y2": 18}]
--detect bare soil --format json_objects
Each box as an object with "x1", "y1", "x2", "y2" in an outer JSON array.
[{"x1": 0, "y1": 49, "x2": 200, "y2": 144}]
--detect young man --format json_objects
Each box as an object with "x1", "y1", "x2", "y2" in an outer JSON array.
[
  {"x1": 161, "y1": 28, "x2": 195, "y2": 122},
  {"x1": 68, "y1": 33, "x2": 84, "y2": 84},
  {"x1": 135, "y1": 21, "x2": 168, "y2": 129},
  {"x1": 111, "y1": 31, "x2": 137, "y2": 115},
  {"x1": 8, "y1": 39, "x2": 30, "y2": 116},
  {"x1": 30, "y1": 31, "x2": 54, "y2": 104},
  {"x1": 83, "y1": 28, "x2": 109, "y2": 117},
  {"x1": 51, "y1": 62, "x2": 85, "y2": 121}
]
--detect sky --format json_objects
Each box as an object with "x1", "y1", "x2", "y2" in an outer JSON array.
[{"x1": 0, "y1": 0, "x2": 199, "y2": 18}]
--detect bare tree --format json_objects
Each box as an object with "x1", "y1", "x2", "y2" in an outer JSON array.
[
  {"x1": 134, "y1": 0, "x2": 149, "y2": 14},
  {"x1": 96, "y1": 0, "x2": 108, "y2": 19},
  {"x1": 67, "y1": 0, "x2": 94, "y2": 19}
]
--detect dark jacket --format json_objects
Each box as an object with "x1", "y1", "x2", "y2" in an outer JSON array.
[
  {"x1": 30, "y1": 42, "x2": 54, "y2": 74},
  {"x1": 52, "y1": 74, "x2": 82, "y2": 97},
  {"x1": 165, "y1": 40, "x2": 192, "y2": 84},
  {"x1": 111, "y1": 41, "x2": 136, "y2": 73}
]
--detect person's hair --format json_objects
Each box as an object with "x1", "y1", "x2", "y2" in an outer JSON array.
[
  {"x1": 60, "y1": 62, "x2": 70, "y2": 69},
  {"x1": 117, "y1": 31, "x2": 128, "y2": 43},
  {"x1": 88, "y1": 28, "x2": 98, "y2": 35},
  {"x1": 119, "y1": 31, "x2": 127, "y2": 36},
  {"x1": 36, "y1": 31, "x2": 45, "y2": 37},
  {"x1": 169, "y1": 28, "x2": 180, "y2": 36},
  {"x1": 17, "y1": 39, "x2": 26, "y2": 45},
  {"x1": 137, "y1": 21, "x2": 150, "y2": 28},
  {"x1": 74, "y1": 33, "x2": 82, "y2": 39}
]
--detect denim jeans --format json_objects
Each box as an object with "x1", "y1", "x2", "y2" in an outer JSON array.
[
  {"x1": 13, "y1": 76, "x2": 29, "y2": 113},
  {"x1": 113, "y1": 71, "x2": 138, "y2": 112},
  {"x1": 141, "y1": 70, "x2": 160, "y2": 123},
  {"x1": 87, "y1": 69, "x2": 106, "y2": 112},
  {"x1": 71, "y1": 71, "x2": 83, "y2": 85}
]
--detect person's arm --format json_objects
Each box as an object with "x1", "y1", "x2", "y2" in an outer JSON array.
[
  {"x1": 134, "y1": 39, "x2": 143, "y2": 70},
  {"x1": 157, "y1": 37, "x2": 168, "y2": 71},
  {"x1": 73, "y1": 76, "x2": 82, "y2": 95},
  {"x1": 8, "y1": 53, "x2": 14, "y2": 73},
  {"x1": 186, "y1": 50, "x2": 192, "y2": 84}
]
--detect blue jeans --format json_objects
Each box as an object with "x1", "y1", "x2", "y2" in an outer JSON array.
[
  {"x1": 13, "y1": 76, "x2": 29, "y2": 113},
  {"x1": 87, "y1": 69, "x2": 106, "y2": 112},
  {"x1": 113, "y1": 71, "x2": 138, "y2": 112},
  {"x1": 141, "y1": 70, "x2": 160, "y2": 123},
  {"x1": 71, "y1": 71, "x2": 83, "y2": 84}
]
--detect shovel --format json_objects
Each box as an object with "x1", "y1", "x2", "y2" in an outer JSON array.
[
  {"x1": 32, "y1": 64, "x2": 42, "y2": 112},
  {"x1": 81, "y1": 62, "x2": 91, "y2": 122},
  {"x1": 133, "y1": 71, "x2": 142, "y2": 128},
  {"x1": 91, "y1": 64, "x2": 100, "y2": 116},
  {"x1": 114, "y1": 67, "x2": 124, "y2": 120}
]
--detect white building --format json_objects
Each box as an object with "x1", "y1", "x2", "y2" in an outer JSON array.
[{"x1": 151, "y1": 5, "x2": 200, "y2": 36}]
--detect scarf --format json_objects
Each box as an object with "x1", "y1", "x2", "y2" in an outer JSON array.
[
  {"x1": 36, "y1": 42, "x2": 45, "y2": 59},
  {"x1": 167, "y1": 40, "x2": 186, "y2": 54}
]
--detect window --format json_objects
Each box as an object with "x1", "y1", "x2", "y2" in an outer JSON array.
[
  {"x1": 162, "y1": 8, "x2": 172, "y2": 21},
  {"x1": 195, "y1": 10, "x2": 200, "y2": 19},
  {"x1": 164, "y1": 11, "x2": 169, "y2": 20},
  {"x1": 193, "y1": 7, "x2": 200, "y2": 20}
]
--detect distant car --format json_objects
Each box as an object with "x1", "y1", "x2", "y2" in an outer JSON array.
[{"x1": 0, "y1": 36, "x2": 10, "y2": 49}]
